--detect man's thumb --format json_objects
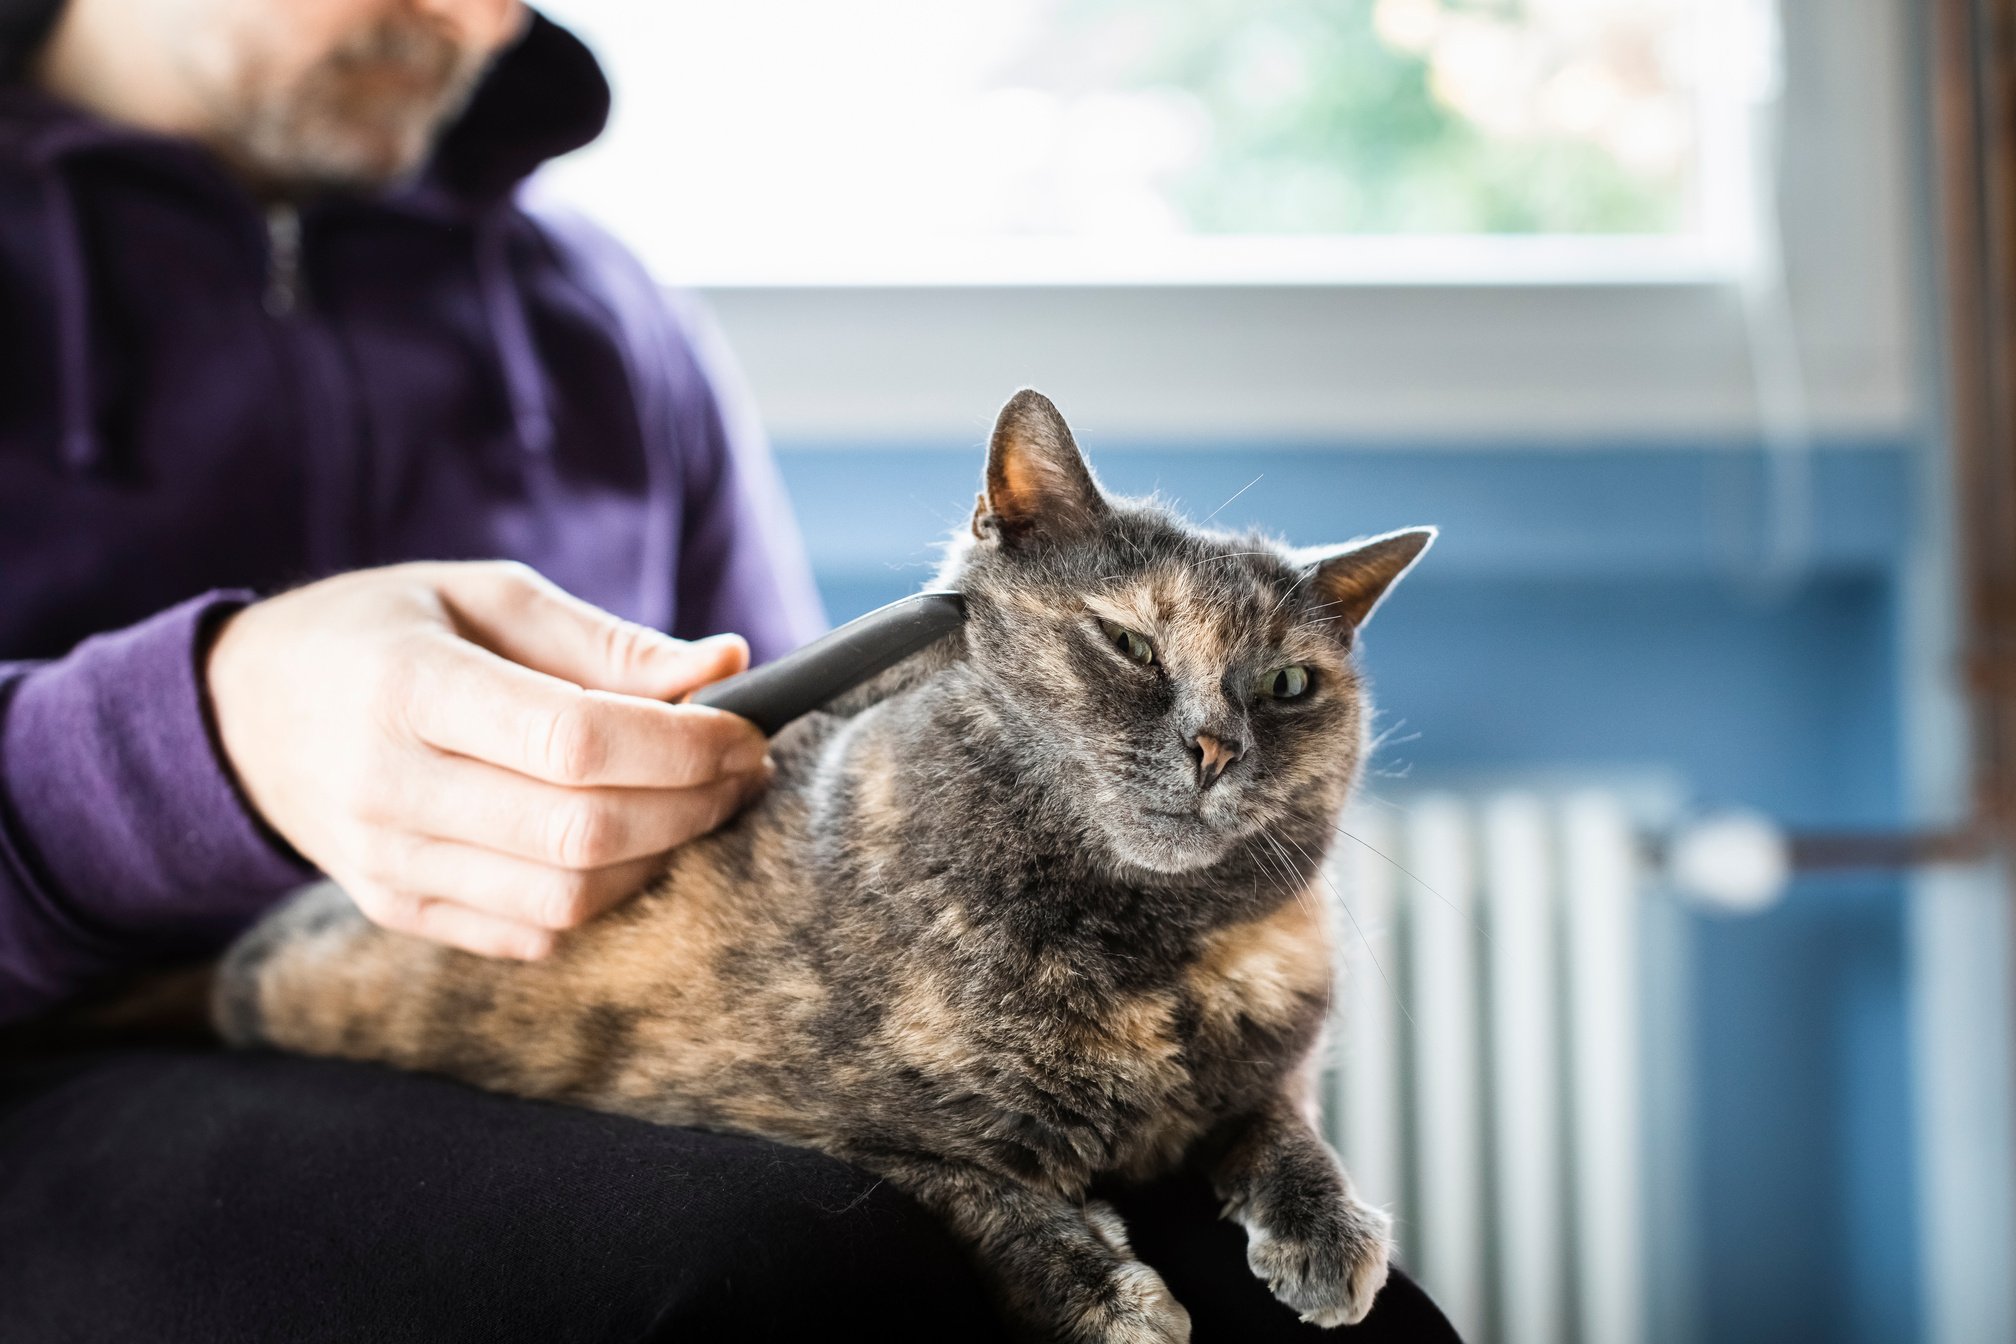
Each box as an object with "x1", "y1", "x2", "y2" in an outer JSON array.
[
  {"x1": 439, "y1": 563, "x2": 749, "y2": 701},
  {"x1": 574, "y1": 624, "x2": 749, "y2": 702},
  {"x1": 657, "y1": 633, "x2": 750, "y2": 702}
]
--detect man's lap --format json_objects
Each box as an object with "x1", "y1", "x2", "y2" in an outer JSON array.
[{"x1": 0, "y1": 1048, "x2": 1457, "y2": 1343}]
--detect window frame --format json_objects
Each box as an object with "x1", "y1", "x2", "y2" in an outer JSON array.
[
  {"x1": 678, "y1": 0, "x2": 1913, "y2": 443},
  {"x1": 542, "y1": 0, "x2": 1919, "y2": 444}
]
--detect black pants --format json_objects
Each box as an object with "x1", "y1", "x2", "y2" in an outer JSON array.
[{"x1": 0, "y1": 1048, "x2": 1459, "y2": 1342}]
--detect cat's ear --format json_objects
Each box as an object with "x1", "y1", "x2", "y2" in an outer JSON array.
[
  {"x1": 1298, "y1": 527, "x2": 1437, "y2": 635},
  {"x1": 972, "y1": 389, "x2": 1109, "y2": 545}
]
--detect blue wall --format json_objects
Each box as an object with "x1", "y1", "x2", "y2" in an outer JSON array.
[{"x1": 774, "y1": 439, "x2": 1921, "y2": 1344}]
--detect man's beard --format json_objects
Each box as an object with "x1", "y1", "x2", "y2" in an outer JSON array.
[{"x1": 216, "y1": 14, "x2": 496, "y2": 195}]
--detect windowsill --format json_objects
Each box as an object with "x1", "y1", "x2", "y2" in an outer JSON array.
[
  {"x1": 650, "y1": 234, "x2": 1746, "y2": 290},
  {"x1": 696, "y1": 277, "x2": 1917, "y2": 443}
]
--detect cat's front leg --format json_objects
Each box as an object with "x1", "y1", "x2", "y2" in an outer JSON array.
[
  {"x1": 872, "y1": 1156, "x2": 1190, "y2": 1344},
  {"x1": 1208, "y1": 1098, "x2": 1393, "y2": 1327}
]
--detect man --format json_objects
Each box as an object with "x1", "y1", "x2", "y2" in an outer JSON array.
[
  {"x1": 0, "y1": 2, "x2": 1458, "y2": 1339},
  {"x1": 1, "y1": 0, "x2": 823, "y2": 996}
]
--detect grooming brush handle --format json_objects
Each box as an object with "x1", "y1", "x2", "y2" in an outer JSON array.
[{"x1": 689, "y1": 591, "x2": 966, "y2": 736}]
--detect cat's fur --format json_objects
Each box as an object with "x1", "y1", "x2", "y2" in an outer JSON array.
[{"x1": 214, "y1": 390, "x2": 1434, "y2": 1344}]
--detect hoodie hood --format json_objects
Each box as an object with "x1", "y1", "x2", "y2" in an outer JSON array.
[
  {"x1": 0, "y1": 10, "x2": 609, "y2": 471},
  {"x1": 424, "y1": 11, "x2": 611, "y2": 210},
  {"x1": 0, "y1": 0, "x2": 62, "y2": 82}
]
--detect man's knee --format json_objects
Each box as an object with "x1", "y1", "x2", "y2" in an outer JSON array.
[{"x1": 626, "y1": 1140, "x2": 1009, "y2": 1342}]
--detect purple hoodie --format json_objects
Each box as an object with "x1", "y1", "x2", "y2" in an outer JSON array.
[{"x1": 0, "y1": 14, "x2": 827, "y2": 1021}]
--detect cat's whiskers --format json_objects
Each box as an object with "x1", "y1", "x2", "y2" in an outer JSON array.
[
  {"x1": 1273, "y1": 833, "x2": 1342, "y2": 1029},
  {"x1": 1326, "y1": 819, "x2": 1491, "y2": 945},
  {"x1": 1351, "y1": 785, "x2": 1409, "y2": 815},
  {"x1": 1255, "y1": 843, "x2": 1293, "y2": 897},
  {"x1": 1362, "y1": 719, "x2": 1422, "y2": 782},
  {"x1": 1366, "y1": 720, "x2": 1420, "y2": 755},
  {"x1": 1246, "y1": 831, "x2": 1297, "y2": 896},
  {"x1": 1279, "y1": 831, "x2": 1411, "y2": 1030},
  {"x1": 1261, "y1": 833, "x2": 1320, "y2": 930}
]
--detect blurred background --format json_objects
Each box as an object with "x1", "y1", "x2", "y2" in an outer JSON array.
[{"x1": 534, "y1": 3, "x2": 2009, "y2": 1342}]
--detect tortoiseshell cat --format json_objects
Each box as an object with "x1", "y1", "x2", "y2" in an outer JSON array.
[{"x1": 215, "y1": 390, "x2": 1434, "y2": 1343}]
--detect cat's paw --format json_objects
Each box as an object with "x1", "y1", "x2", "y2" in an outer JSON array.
[
  {"x1": 1245, "y1": 1195, "x2": 1392, "y2": 1328},
  {"x1": 1046, "y1": 1203, "x2": 1191, "y2": 1344},
  {"x1": 1059, "y1": 1258, "x2": 1192, "y2": 1344}
]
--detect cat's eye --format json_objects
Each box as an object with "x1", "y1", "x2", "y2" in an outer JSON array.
[
  {"x1": 1098, "y1": 618, "x2": 1156, "y2": 666},
  {"x1": 1256, "y1": 665, "x2": 1312, "y2": 699}
]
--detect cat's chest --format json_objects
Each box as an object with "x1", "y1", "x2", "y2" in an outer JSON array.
[
  {"x1": 1179, "y1": 891, "x2": 1335, "y2": 1052},
  {"x1": 870, "y1": 892, "x2": 1332, "y2": 1180},
  {"x1": 893, "y1": 891, "x2": 1331, "y2": 1077}
]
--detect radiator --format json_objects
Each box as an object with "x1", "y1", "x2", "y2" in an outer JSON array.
[{"x1": 1319, "y1": 790, "x2": 1650, "y2": 1344}]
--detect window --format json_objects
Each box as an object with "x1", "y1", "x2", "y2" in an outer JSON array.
[{"x1": 536, "y1": 0, "x2": 1765, "y2": 286}]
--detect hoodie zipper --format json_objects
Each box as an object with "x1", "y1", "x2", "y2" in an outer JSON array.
[
  {"x1": 263, "y1": 204, "x2": 304, "y2": 317},
  {"x1": 259, "y1": 201, "x2": 364, "y2": 571}
]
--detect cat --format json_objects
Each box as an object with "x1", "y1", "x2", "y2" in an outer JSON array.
[{"x1": 213, "y1": 389, "x2": 1434, "y2": 1344}]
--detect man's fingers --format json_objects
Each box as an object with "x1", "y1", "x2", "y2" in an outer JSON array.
[
  {"x1": 410, "y1": 899, "x2": 556, "y2": 961},
  {"x1": 403, "y1": 633, "x2": 768, "y2": 788},
  {"x1": 384, "y1": 752, "x2": 772, "y2": 870},
  {"x1": 347, "y1": 883, "x2": 555, "y2": 961},
  {"x1": 435, "y1": 561, "x2": 750, "y2": 701},
  {"x1": 365, "y1": 837, "x2": 662, "y2": 930}
]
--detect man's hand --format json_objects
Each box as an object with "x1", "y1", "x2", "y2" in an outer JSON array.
[{"x1": 205, "y1": 562, "x2": 769, "y2": 960}]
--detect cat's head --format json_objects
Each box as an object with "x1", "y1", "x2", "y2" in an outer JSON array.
[{"x1": 943, "y1": 390, "x2": 1432, "y2": 877}]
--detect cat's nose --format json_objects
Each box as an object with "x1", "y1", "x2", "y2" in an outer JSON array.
[{"x1": 1189, "y1": 732, "x2": 1245, "y2": 788}]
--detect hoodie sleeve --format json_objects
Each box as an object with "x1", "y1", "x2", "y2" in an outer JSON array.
[
  {"x1": 0, "y1": 591, "x2": 316, "y2": 1023},
  {"x1": 660, "y1": 291, "x2": 827, "y2": 664}
]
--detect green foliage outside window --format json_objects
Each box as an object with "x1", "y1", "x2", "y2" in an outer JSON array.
[{"x1": 1019, "y1": 0, "x2": 1694, "y2": 235}]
